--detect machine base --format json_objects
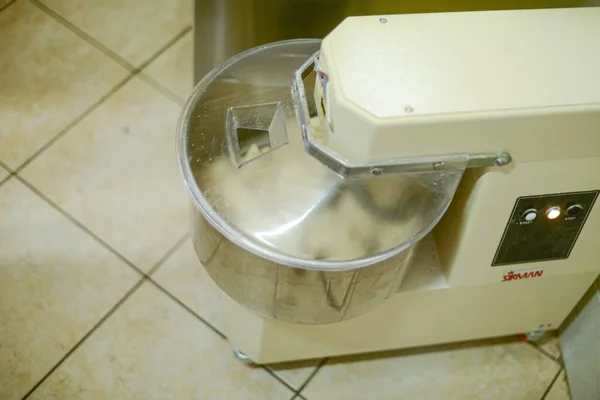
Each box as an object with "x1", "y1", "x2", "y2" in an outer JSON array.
[{"x1": 221, "y1": 259, "x2": 598, "y2": 364}]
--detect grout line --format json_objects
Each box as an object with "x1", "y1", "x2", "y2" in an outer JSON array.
[
  {"x1": 20, "y1": 278, "x2": 146, "y2": 400},
  {"x1": 296, "y1": 358, "x2": 328, "y2": 394},
  {"x1": 265, "y1": 349, "x2": 328, "y2": 395},
  {"x1": 263, "y1": 367, "x2": 300, "y2": 394},
  {"x1": 289, "y1": 392, "x2": 305, "y2": 400},
  {"x1": 31, "y1": 0, "x2": 190, "y2": 74},
  {"x1": 12, "y1": 23, "x2": 189, "y2": 174},
  {"x1": 136, "y1": 25, "x2": 191, "y2": 71},
  {"x1": 526, "y1": 341, "x2": 563, "y2": 366},
  {"x1": 6, "y1": 9, "x2": 222, "y2": 396},
  {"x1": 0, "y1": 160, "x2": 14, "y2": 187},
  {"x1": 6, "y1": 7, "x2": 221, "y2": 397},
  {"x1": 148, "y1": 245, "x2": 300, "y2": 396},
  {"x1": 147, "y1": 232, "x2": 191, "y2": 276},
  {"x1": 14, "y1": 74, "x2": 134, "y2": 173},
  {"x1": 0, "y1": 0, "x2": 18, "y2": 13},
  {"x1": 0, "y1": 159, "x2": 11, "y2": 171},
  {"x1": 539, "y1": 366, "x2": 563, "y2": 400},
  {"x1": 19, "y1": 232, "x2": 193, "y2": 399},
  {"x1": 134, "y1": 25, "x2": 191, "y2": 106},
  {"x1": 148, "y1": 278, "x2": 227, "y2": 339},
  {"x1": 150, "y1": 269, "x2": 300, "y2": 395},
  {"x1": 32, "y1": 0, "x2": 189, "y2": 107},
  {"x1": 13, "y1": 163, "x2": 308, "y2": 399},
  {"x1": 145, "y1": 232, "x2": 193, "y2": 275},
  {"x1": 0, "y1": 174, "x2": 12, "y2": 188},
  {"x1": 29, "y1": 0, "x2": 136, "y2": 71},
  {"x1": 15, "y1": 175, "x2": 146, "y2": 277},
  {"x1": 137, "y1": 73, "x2": 185, "y2": 106}
]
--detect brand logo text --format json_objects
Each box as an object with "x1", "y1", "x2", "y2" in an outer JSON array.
[{"x1": 502, "y1": 268, "x2": 544, "y2": 282}]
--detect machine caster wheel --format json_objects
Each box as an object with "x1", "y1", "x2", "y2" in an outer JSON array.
[
  {"x1": 233, "y1": 348, "x2": 253, "y2": 364},
  {"x1": 524, "y1": 330, "x2": 548, "y2": 343}
]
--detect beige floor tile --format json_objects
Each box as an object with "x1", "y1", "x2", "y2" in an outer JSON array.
[
  {"x1": 39, "y1": 0, "x2": 191, "y2": 67},
  {"x1": 537, "y1": 331, "x2": 562, "y2": 360},
  {"x1": 144, "y1": 31, "x2": 192, "y2": 100},
  {"x1": 22, "y1": 77, "x2": 189, "y2": 271},
  {"x1": 152, "y1": 239, "x2": 226, "y2": 333},
  {"x1": 0, "y1": 179, "x2": 139, "y2": 400},
  {"x1": 303, "y1": 338, "x2": 560, "y2": 400},
  {"x1": 0, "y1": 0, "x2": 127, "y2": 169},
  {"x1": 29, "y1": 282, "x2": 295, "y2": 400},
  {"x1": 545, "y1": 370, "x2": 571, "y2": 400}
]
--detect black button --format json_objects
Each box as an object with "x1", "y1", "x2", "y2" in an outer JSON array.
[
  {"x1": 521, "y1": 208, "x2": 538, "y2": 222},
  {"x1": 567, "y1": 204, "x2": 584, "y2": 216}
]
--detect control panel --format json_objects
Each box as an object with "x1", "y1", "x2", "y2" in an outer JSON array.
[{"x1": 492, "y1": 190, "x2": 599, "y2": 266}]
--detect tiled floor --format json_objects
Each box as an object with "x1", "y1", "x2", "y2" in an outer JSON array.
[{"x1": 0, "y1": 1, "x2": 572, "y2": 399}]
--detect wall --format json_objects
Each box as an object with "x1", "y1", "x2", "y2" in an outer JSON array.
[{"x1": 559, "y1": 277, "x2": 600, "y2": 400}]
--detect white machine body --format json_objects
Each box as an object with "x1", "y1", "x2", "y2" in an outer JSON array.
[{"x1": 221, "y1": 8, "x2": 600, "y2": 363}]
